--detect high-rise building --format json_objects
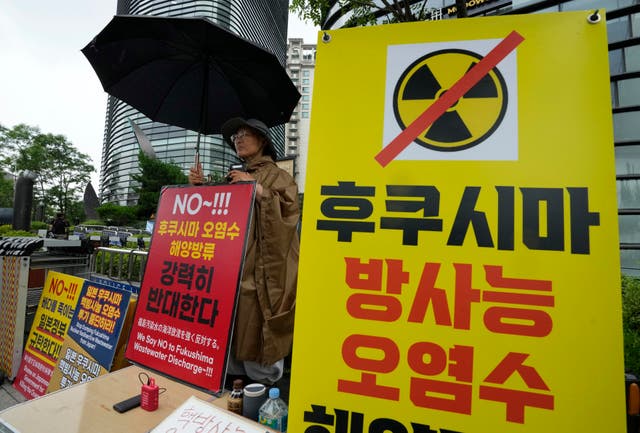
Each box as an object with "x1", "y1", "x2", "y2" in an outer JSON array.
[
  {"x1": 100, "y1": 0, "x2": 289, "y2": 205},
  {"x1": 321, "y1": 0, "x2": 640, "y2": 276},
  {"x1": 285, "y1": 38, "x2": 316, "y2": 193}
]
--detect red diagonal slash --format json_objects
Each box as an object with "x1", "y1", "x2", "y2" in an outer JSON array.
[{"x1": 375, "y1": 31, "x2": 525, "y2": 167}]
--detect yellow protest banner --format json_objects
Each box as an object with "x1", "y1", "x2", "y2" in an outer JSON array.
[
  {"x1": 13, "y1": 271, "x2": 83, "y2": 399},
  {"x1": 290, "y1": 10, "x2": 623, "y2": 433}
]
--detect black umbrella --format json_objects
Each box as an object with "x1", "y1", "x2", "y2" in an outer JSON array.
[{"x1": 81, "y1": 15, "x2": 300, "y2": 153}]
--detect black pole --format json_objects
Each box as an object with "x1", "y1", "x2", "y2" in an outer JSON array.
[
  {"x1": 196, "y1": 56, "x2": 210, "y2": 159},
  {"x1": 13, "y1": 171, "x2": 36, "y2": 231}
]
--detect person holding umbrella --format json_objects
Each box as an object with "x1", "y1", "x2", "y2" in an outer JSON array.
[{"x1": 189, "y1": 117, "x2": 300, "y2": 385}]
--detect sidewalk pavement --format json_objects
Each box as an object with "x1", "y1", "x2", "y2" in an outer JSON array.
[{"x1": 0, "y1": 379, "x2": 26, "y2": 412}]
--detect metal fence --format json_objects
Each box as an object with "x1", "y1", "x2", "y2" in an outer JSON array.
[{"x1": 89, "y1": 247, "x2": 149, "y2": 287}]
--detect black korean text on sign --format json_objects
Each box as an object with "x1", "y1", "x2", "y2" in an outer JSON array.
[
  {"x1": 146, "y1": 260, "x2": 219, "y2": 327},
  {"x1": 303, "y1": 404, "x2": 463, "y2": 432},
  {"x1": 318, "y1": 182, "x2": 600, "y2": 254},
  {"x1": 317, "y1": 181, "x2": 376, "y2": 242},
  {"x1": 380, "y1": 185, "x2": 443, "y2": 245}
]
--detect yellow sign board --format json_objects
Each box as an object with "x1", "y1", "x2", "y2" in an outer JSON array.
[
  {"x1": 290, "y1": 11, "x2": 622, "y2": 433},
  {"x1": 13, "y1": 271, "x2": 83, "y2": 398}
]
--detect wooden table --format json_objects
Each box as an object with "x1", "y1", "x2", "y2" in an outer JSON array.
[{"x1": 0, "y1": 365, "x2": 232, "y2": 433}]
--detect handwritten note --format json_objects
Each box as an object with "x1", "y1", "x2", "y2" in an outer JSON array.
[{"x1": 150, "y1": 395, "x2": 275, "y2": 433}]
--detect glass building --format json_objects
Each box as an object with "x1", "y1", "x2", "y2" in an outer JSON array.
[
  {"x1": 100, "y1": 0, "x2": 289, "y2": 205},
  {"x1": 321, "y1": 0, "x2": 640, "y2": 276}
]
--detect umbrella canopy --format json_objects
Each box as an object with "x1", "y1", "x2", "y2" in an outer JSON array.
[{"x1": 81, "y1": 15, "x2": 300, "y2": 137}]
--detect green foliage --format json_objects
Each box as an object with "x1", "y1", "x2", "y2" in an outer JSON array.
[
  {"x1": 289, "y1": 0, "x2": 444, "y2": 28},
  {"x1": 0, "y1": 123, "x2": 95, "y2": 219},
  {"x1": 3, "y1": 230, "x2": 36, "y2": 237},
  {"x1": 625, "y1": 328, "x2": 640, "y2": 376},
  {"x1": 27, "y1": 134, "x2": 94, "y2": 216},
  {"x1": 96, "y1": 203, "x2": 139, "y2": 226},
  {"x1": 289, "y1": 0, "x2": 332, "y2": 27},
  {"x1": 0, "y1": 176, "x2": 13, "y2": 208},
  {"x1": 31, "y1": 221, "x2": 48, "y2": 230},
  {"x1": 0, "y1": 124, "x2": 40, "y2": 173},
  {"x1": 65, "y1": 200, "x2": 86, "y2": 225},
  {"x1": 0, "y1": 224, "x2": 35, "y2": 237},
  {"x1": 83, "y1": 219, "x2": 106, "y2": 226},
  {"x1": 207, "y1": 171, "x2": 227, "y2": 184},
  {"x1": 623, "y1": 276, "x2": 640, "y2": 375},
  {"x1": 132, "y1": 151, "x2": 188, "y2": 219}
]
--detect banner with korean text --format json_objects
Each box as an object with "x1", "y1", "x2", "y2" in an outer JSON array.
[
  {"x1": 47, "y1": 281, "x2": 132, "y2": 392},
  {"x1": 125, "y1": 183, "x2": 255, "y2": 392},
  {"x1": 290, "y1": 11, "x2": 623, "y2": 433},
  {"x1": 13, "y1": 271, "x2": 83, "y2": 399}
]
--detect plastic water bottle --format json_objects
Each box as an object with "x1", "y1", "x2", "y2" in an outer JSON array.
[{"x1": 258, "y1": 387, "x2": 288, "y2": 432}]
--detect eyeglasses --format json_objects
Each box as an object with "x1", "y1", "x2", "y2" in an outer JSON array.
[{"x1": 231, "y1": 131, "x2": 253, "y2": 142}]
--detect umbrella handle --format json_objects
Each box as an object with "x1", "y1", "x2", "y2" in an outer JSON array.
[{"x1": 189, "y1": 151, "x2": 205, "y2": 185}]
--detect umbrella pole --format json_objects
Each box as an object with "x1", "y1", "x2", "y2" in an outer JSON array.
[
  {"x1": 193, "y1": 63, "x2": 209, "y2": 181},
  {"x1": 196, "y1": 60, "x2": 210, "y2": 158},
  {"x1": 195, "y1": 132, "x2": 201, "y2": 163}
]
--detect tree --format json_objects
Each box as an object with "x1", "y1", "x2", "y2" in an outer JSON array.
[
  {"x1": 290, "y1": 0, "x2": 467, "y2": 28},
  {"x1": 41, "y1": 136, "x2": 94, "y2": 216},
  {"x1": 0, "y1": 124, "x2": 40, "y2": 173},
  {"x1": 13, "y1": 135, "x2": 49, "y2": 215},
  {"x1": 0, "y1": 124, "x2": 95, "y2": 220},
  {"x1": 0, "y1": 176, "x2": 13, "y2": 208},
  {"x1": 96, "y1": 149, "x2": 192, "y2": 227},
  {"x1": 96, "y1": 202, "x2": 139, "y2": 226},
  {"x1": 132, "y1": 151, "x2": 189, "y2": 219},
  {"x1": 623, "y1": 275, "x2": 640, "y2": 375},
  {"x1": 14, "y1": 133, "x2": 94, "y2": 217},
  {"x1": 65, "y1": 200, "x2": 86, "y2": 225}
]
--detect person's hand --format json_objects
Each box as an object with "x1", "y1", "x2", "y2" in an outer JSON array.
[
  {"x1": 227, "y1": 170, "x2": 263, "y2": 198},
  {"x1": 189, "y1": 162, "x2": 205, "y2": 185},
  {"x1": 226, "y1": 170, "x2": 255, "y2": 184}
]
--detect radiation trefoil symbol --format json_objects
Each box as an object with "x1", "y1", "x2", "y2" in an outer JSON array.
[
  {"x1": 380, "y1": 36, "x2": 521, "y2": 163},
  {"x1": 393, "y1": 49, "x2": 507, "y2": 152}
]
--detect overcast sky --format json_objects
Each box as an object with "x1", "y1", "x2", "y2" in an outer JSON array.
[{"x1": 0, "y1": 0, "x2": 319, "y2": 188}]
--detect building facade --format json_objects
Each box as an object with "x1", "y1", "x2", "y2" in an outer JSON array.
[
  {"x1": 100, "y1": 0, "x2": 289, "y2": 205},
  {"x1": 321, "y1": 0, "x2": 640, "y2": 275},
  {"x1": 285, "y1": 38, "x2": 316, "y2": 193}
]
